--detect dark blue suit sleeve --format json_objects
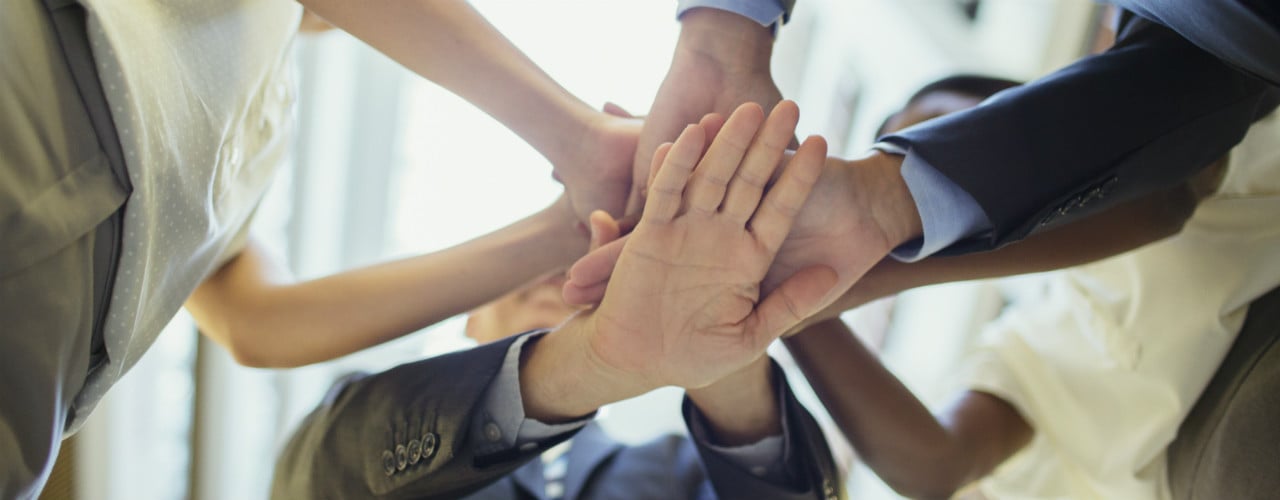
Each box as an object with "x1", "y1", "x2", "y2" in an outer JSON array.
[
  {"x1": 683, "y1": 360, "x2": 844, "y2": 500},
  {"x1": 883, "y1": 13, "x2": 1279, "y2": 254},
  {"x1": 1110, "y1": 0, "x2": 1280, "y2": 86}
]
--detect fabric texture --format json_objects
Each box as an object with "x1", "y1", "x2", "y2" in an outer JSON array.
[
  {"x1": 270, "y1": 343, "x2": 843, "y2": 499},
  {"x1": 0, "y1": 0, "x2": 128, "y2": 496},
  {"x1": 963, "y1": 112, "x2": 1280, "y2": 499},
  {"x1": 67, "y1": 0, "x2": 302, "y2": 430},
  {"x1": 676, "y1": 0, "x2": 790, "y2": 26},
  {"x1": 1167, "y1": 284, "x2": 1280, "y2": 500},
  {"x1": 870, "y1": 142, "x2": 993, "y2": 262},
  {"x1": 881, "y1": 12, "x2": 1280, "y2": 255}
]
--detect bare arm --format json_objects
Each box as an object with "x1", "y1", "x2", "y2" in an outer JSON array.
[
  {"x1": 784, "y1": 319, "x2": 1031, "y2": 499},
  {"x1": 296, "y1": 0, "x2": 637, "y2": 218},
  {"x1": 298, "y1": 0, "x2": 588, "y2": 165},
  {"x1": 186, "y1": 198, "x2": 586, "y2": 368}
]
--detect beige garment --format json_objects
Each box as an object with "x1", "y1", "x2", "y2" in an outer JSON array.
[{"x1": 68, "y1": 0, "x2": 301, "y2": 430}]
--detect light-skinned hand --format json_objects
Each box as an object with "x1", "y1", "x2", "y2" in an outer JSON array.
[{"x1": 586, "y1": 101, "x2": 833, "y2": 389}]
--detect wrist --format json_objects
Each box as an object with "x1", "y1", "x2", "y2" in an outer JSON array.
[
  {"x1": 532, "y1": 198, "x2": 589, "y2": 266},
  {"x1": 686, "y1": 357, "x2": 781, "y2": 445},
  {"x1": 845, "y1": 152, "x2": 923, "y2": 248},
  {"x1": 520, "y1": 313, "x2": 651, "y2": 422},
  {"x1": 675, "y1": 8, "x2": 774, "y2": 77},
  {"x1": 545, "y1": 106, "x2": 600, "y2": 169}
]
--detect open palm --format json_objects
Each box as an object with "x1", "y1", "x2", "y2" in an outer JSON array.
[
  {"x1": 587, "y1": 101, "x2": 834, "y2": 390},
  {"x1": 759, "y1": 155, "x2": 900, "y2": 314}
]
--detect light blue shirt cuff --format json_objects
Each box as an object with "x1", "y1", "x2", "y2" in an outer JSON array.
[
  {"x1": 871, "y1": 142, "x2": 992, "y2": 262},
  {"x1": 676, "y1": 0, "x2": 786, "y2": 28},
  {"x1": 475, "y1": 331, "x2": 592, "y2": 456}
]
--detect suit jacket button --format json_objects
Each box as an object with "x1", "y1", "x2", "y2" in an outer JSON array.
[
  {"x1": 483, "y1": 422, "x2": 502, "y2": 443},
  {"x1": 395, "y1": 444, "x2": 409, "y2": 471},
  {"x1": 422, "y1": 432, "x2": 438, "y2": 460},
  {"x1": 407, "y1": 439, "x2": 422, "y2": 465},
  {"x1": 381, "y1": 450, "x2": 396, "y2": 476}
]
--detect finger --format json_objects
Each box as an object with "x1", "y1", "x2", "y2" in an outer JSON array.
[
  {"x1": 615, "y1": 212, "x2": 641, "y2": 236},
  {"x1": 750, "y1": 135, "x2": 828, "y2": 253},
  {"x1": 644, "y1": 124, "x2": 705, "y2": 223},
  {"x1": 602, "y1": 101, "x2": 634, "y2": 118},
  {"x1": 643, "y1": 114, "x2": 723, "y2": 196},
  {"x1": 566, "y1": 235, "x2": 628, "y2": 292},
  {"x1": 747, "y1": 265, "x2": 839, "y2": 349},
  {"x1": 697, "y1": 113, "x2": 727, "y2": 150},
  {"x1": 686, "y1": 103, "x2": 765, "y2": 215},
  {"x1": 642, "y1": 112, "x2": 725, "y2": 193},
  {"x1": 562, "y1": 280, "x2": 609, "y2": 306},
  {"x1": 645, "y1": 142, "x2": 673, "y2": 193},
  {"x1": 634, "y1": 142, "x2": 674, "y2": 217},
  {"x1": 587, "y1": 210, "x2": 621, "y2": 252},
  {"x1": 624, "y1": 181, "x2": 646, "y2": 221},
  {"x1": 722, "y1": 100, "x2": 800, "y2": 224}
]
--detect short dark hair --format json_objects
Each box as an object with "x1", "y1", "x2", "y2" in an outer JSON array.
[
  {"x1": 876, "y1": 74, "x2": 1023, "y2": 138},
  {"x1": 904, "y1": 74, "x2": 1021, "y2": 106}
]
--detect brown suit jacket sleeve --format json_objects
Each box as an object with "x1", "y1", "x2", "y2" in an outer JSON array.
[{"x1": 270, "y1": 335, "x2": 580, "y2": 500}]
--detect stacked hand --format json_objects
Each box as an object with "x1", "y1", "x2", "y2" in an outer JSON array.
[
  {"x1": 628, "y1": 7, "x2": 784, "y2": 216},
  {"x1": 564, "y1": 150, "x2": 920, "y2": 324},
  {"x1": 554, "y1": 109, "x2": 642, "y2": 221},
  {"x1": 583, "y1": 101, "x2": 832, "y2": 392},
  {"x1": 566, "y1": 7, "x2": 921, "y2": 319}
]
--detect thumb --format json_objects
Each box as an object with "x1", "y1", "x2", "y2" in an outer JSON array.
[
  {"x1": 602, "y1": 101, "x2": 635, "y2": 118},
  {"x1": 588, "y1": 210, "x2": 621, "y2": 251},
  {"x1": 563, "y1": 235, "x2": 628, "y2": 305},
  {"x1": 748, "y1": 265, "x2": 839, "y2": 346}
]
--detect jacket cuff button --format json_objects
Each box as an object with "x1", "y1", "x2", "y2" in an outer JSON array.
[
  {"x1": 407, "y1": 439, "x2": 422, "y2": 465},
  {"x1": 422, "y1": 432, "x2": 438, "y2": 460},
  {"x1": 381, "y1": 450, "x2": 397, "y2": 477},
  {"x1": 395, "y1": 444, "x2": 409, "y2": 471}
]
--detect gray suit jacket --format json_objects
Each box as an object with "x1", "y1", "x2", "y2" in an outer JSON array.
[{"x1": 270, "y1": 337, "x2": 843, "y2": 500}]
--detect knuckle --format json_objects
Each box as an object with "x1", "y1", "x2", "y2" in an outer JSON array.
[
  {"x1": 700, "y1": 170, "x2": 733, "y2": 187},
  {"x1": 768, "y1": 195, "x2": 803, "y2": 217},
  {"x1": 735, "y1": 170, "x2": 769, "y2": 189}
]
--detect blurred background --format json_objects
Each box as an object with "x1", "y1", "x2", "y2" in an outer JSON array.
[{"x1": 46, "y1": 1, "x2": 1109, "y2": 498}]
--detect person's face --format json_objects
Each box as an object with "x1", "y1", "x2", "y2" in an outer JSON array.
[
  {"x1": 882, "y1": 90, "x2": 986, "y2": 134},
  {"x1": 464, "y1": 273, "x2": 580, "y2": 344}
]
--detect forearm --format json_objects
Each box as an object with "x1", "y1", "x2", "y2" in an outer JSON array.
[
  {"x1": 782, "y1": 320, "x2": 986, "y2": 498},
  {"x1": 298, "y1": 0, "x2": 594, "y2": 166},
  {"x1": 686, "y1": 357, "x2": 781, "y2": 446},
  {"x1": 676, "y1": 8, "x2": 774, "y2": 74},
  {"x1": 800, "y1": 179, "x2": 1198, "y2": 329},
  {"x1": 518, "y1": 312, "x2": 651, "y2": 422},
  {"x1": 189, "y1": 205, "x2": 584, "y2": 368}
]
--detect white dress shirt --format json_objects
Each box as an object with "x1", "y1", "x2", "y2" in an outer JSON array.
[{"x1": 964, "y1": 111, "x2": 1280, "y2": 499}]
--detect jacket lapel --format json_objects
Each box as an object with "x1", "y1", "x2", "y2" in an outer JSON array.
[
  {"x1": 562, "y1": 422, "x2": 623, "y2": 500},
  {"x1": 510, "y1": 457, "x2": 545, "y2": 499}
]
